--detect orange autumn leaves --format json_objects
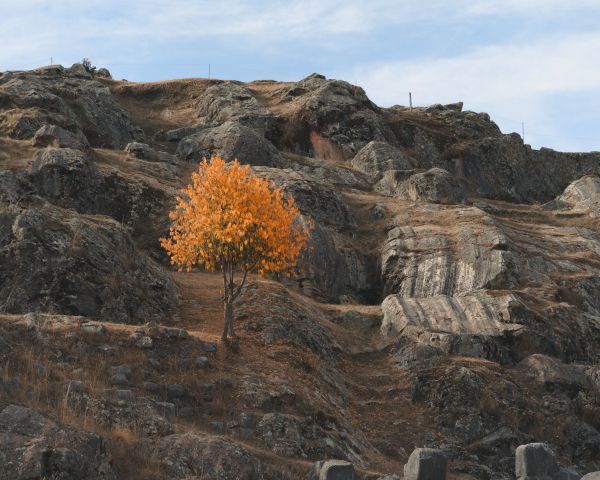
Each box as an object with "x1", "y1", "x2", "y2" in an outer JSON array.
[{"x1": 161, "y1": 156, "x2": 311, "y2": 276}]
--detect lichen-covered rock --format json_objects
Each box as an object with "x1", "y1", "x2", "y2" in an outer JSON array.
[
  {"x1": 32, "y1": 124, "x2": 89, "y2": 150},
  {"x1": 146, "y1": 432, "x2": 263, "y2": 479},
  {"x1": 515, "y1": 442, "x2": 558, "y2": 479},
  {"x1": 517, "y1": 354, "x2": 592, "y2": 392},
  {"x1": 404, "y1": 448, "x2": 447, "y2": 480},
  {"x1": 0, "y1": 67, "x2": 137, "y2": 147},
  {"x1": 0, "y1": 404, "x2": 117, "y2": 480},
  {"x1": 196, "y1": 81, "x2": 281, "y2": 138},
  {"x1": 124, "y1": 141, "x2": 176, "y2": 163},
  {"x1": 0, "y1": 199, "x2": 178, "y2": 323},
  {"x1": 236, "y1": 283, "x2": 341, "y2": 360},
  {"x1": 176, "y1": 121, "x2": 281, "y2": 166},
  {"x1": 394, "y1": 168, "x2": 468, "y2": 204},
  {"x1": 351, "y1": 141, "x2": 413, "y2": 181}
]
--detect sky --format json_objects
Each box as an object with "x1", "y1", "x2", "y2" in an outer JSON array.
[{"x1": 1, "y1": 0, "x2": 599, "y2": 152}]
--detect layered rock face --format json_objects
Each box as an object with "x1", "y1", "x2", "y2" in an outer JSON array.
[{"x1": 0, "y1": 65, "x2": 137, "y2": 147}]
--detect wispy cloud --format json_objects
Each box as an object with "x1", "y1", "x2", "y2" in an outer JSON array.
[{"x1": 346, "y1": 31, "x2": 600, "y2": 151}]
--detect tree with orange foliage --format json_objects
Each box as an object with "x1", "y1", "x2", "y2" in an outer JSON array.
[{"x1": 161, "y1": 156, "x2": 311, "y2": 344}]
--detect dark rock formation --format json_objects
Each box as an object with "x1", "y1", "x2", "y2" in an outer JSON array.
[
  {"x1": 0, "y1": 404, "x2": 117, "y2": 480},
  {"x1": 0, "y1": 67, "x2": 136, "y2": 147},
  {"x1": 0, "y1": 177, "x2": 178, "y2": 322},
  {"x1": 32, "y1": 124, "x2": 89, "y2": 150},
  {"x1": 176, "y1": 121, "x2": 281, "y2": 166}
]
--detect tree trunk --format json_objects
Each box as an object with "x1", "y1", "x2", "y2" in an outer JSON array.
[{"x1": 222, "y1": 299, "x2": 233, "y2": 343}]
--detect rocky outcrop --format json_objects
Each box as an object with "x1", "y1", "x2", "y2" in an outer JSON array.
[
  {"x1": 32, "y1": 124, "x2": 89, "y2": 150},
  {"x1": 277, "y1": 74, "x2": 396, "y2": 158},
  {"x1": 544, "y1": 175, "x2": 600, "y2": 217},
  {"x1": 0, "y1": 404, "x2": 117, "y2": 480},
  {"x1": 146, "y1": 432, "x2": 263, "y2": 479},
  {"x1": 0, "y1": 190, "x2": 178, "y2": 323},
  {"x1": 381, "y1": 207, "x2": 517, "y2": 297},
  {"x1": 517, "y1": 354, "x2": 592, "y2": 393},
  {"x1": 196, "y1": 81, "x2": 281, "y2": 138},
  {"x1": 0, "y1": 67, "x2": 137, "y2": 147},
  {"x1": 236, "y1": 283, "x2": 341, "y2": 360},
  {"x1": 351, "y1": 141, "x2": 413, "y2": 181},
  {"x1": 381, "y1": 291, "x2": 524, "y2": 338},
  {"x1": 393, "y1": 168, "x2": 468, "y2": 204},
  {"x1": 124, "y1": 141, "x2": 176, "y2": 163},
  {"x1": 176, "y1": 121, "x2": 281, "y2": 166},
  {"x1": 253, "y1": 167, "x2": 353, "y2": 228}
]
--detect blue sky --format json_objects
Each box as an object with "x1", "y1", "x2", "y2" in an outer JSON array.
[{"x1": 1, "y1": 0, "x2": 599, "y2": 152}]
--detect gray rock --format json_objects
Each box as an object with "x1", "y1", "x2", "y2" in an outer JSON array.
[
  {"x1": 167, "y1": 384, "x2": 186, "y2": 399},
  {"x1": 381, "y1": 206, "x2": 517, "y2": 297},
  {"x1": 69, "y1": 63, "x2": 93, "y2": 78},
  {"x1": 318, "y1": 459, "x2": 354, "y2": 480},
  {"x1": 581, "y1": 473, "x2": 600, "y2": 480},
  {"x1": 0, "y1": 404, "x2": 116, "y2": 479},
  {"x1": 515, "y1": 443, "x2": 559, "y2": 479},
  {"x1": 146, "y1": 432, "x2": 263, "y2": 479},
  {"x1": 32, "y1": 124, "x2": 89, "y2": 150},
  {"x1": 517, "y1": 354, "x2": 591, "y2": 392},
  {"x1": 0, "y1": 68, "x2": 136, "y2": 147},
  {"x1": 124, "y1": 142, "x2": 176, "y2": 163},
  {"x1": 554, "y1": 468, "x2": 582, "y2": 480},
  {"x1": 110, "y1": 374, "x2": 128, "y2": 386},
  {"x1": 199, "y1": 340, "x2": 217, "y2": 353},
  {"x1": 404, "y1": 448, "x2": 447, "y2": 480},
  {"x1": 116, "y1": 389, "x2": 135, "y2": 401},
  {"x1": 196, "y1": 81, "x2": 281, "y2": 137},
  {"x1": 0, "y1": 194, "x2": 178, "y2": 324},
  {"x1": 141, "y1": 382, "x2": 160, "y2": 394},
  {"x1": 394, "y1": 168, "x2": 468, "y2": 204},
  {"x1": 351, "y1": 141, "x2": 413, "y2": 181},
  {"x1": 176, "y1": 121, "x2": 281, "y2": 166},
  {"x1": 165, "y1": 126, "x2": 201, "y2": 142},
  {"x1": 195, "y1": 356, "x2": 209, "y2": 368},
  {"x1": 96, "y1": 68, "x2": 112, "y2": 79}
]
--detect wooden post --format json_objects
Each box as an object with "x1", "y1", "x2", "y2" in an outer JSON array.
[{"x1": 409, "y1": 92, "x2": 413, "y2": 111}]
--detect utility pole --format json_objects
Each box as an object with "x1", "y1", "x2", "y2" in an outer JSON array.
[
  {"x1": 522, "y1": 122, "x2": 525, "y2": 143},
  {"x1": 50, "y1": 56, "x2": 53, "y2": 65},
  {"x1": 409, "y1": 92, "x2": 413, "y2": 111},
  {"x1": 208, "y1": 64, "x2": 211, "y2": 80}
]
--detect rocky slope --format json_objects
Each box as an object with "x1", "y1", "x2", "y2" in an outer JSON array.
[{"x1": 0, "y1": 63, "x2": 600, "y2": 479}]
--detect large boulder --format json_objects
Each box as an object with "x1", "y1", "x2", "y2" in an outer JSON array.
[
  {"x1": 32, "y1": 124, "x2": 89, "y2": 150},
  {"x1": 277, "y1": 74, "x2": 396, "y2": 157},
  {"x1": 515, "y1": 443, "x2": 559, "y2": 479},
  {"x1": 196, "y1": 81, "x2": 281, "y2": 137},
  {"x1": 28, "y1": 148, "x2": 98, "y2": 208},
  {"x1": 0, "y1": 197, "x2": 178, "y2": 323},
  {"x1": 403, "y1": 448, "x2": 447, "y2": 480},
  {"x1": 582, "y1": 473, "x2": 600, "y2": 479},
  {"x1": 381, "y1": 207, "x2": 518, "y2": 297},
  {"x1": 146, "y1": 432, "x2": 263, "y2": 479},
  {"x1": 393, "y1": 168, "x2": 468, "y2": 204},
  {"x1": 0, "y1": 404, "x2": 117, "y2": 480},
  {"x1": 544, "y1": 175, "x2": 600, "y2": 217},
  {"x1": 176, "y1": 121, "x2": 281, "y2": 166},
  {"x1": 350, "y1": 141, "x2": 413, "y2": 181},
  {"x1": 28, "y1": 148, "x2": 177, "y2": 240},
  {"x1": 517, "y1": 354, "x2": 592, "y2": 393}
]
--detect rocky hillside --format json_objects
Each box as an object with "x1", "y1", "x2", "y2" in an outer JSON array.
[{"x1": 1, "y1": 63, "x2": 600, "y2": 479}]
